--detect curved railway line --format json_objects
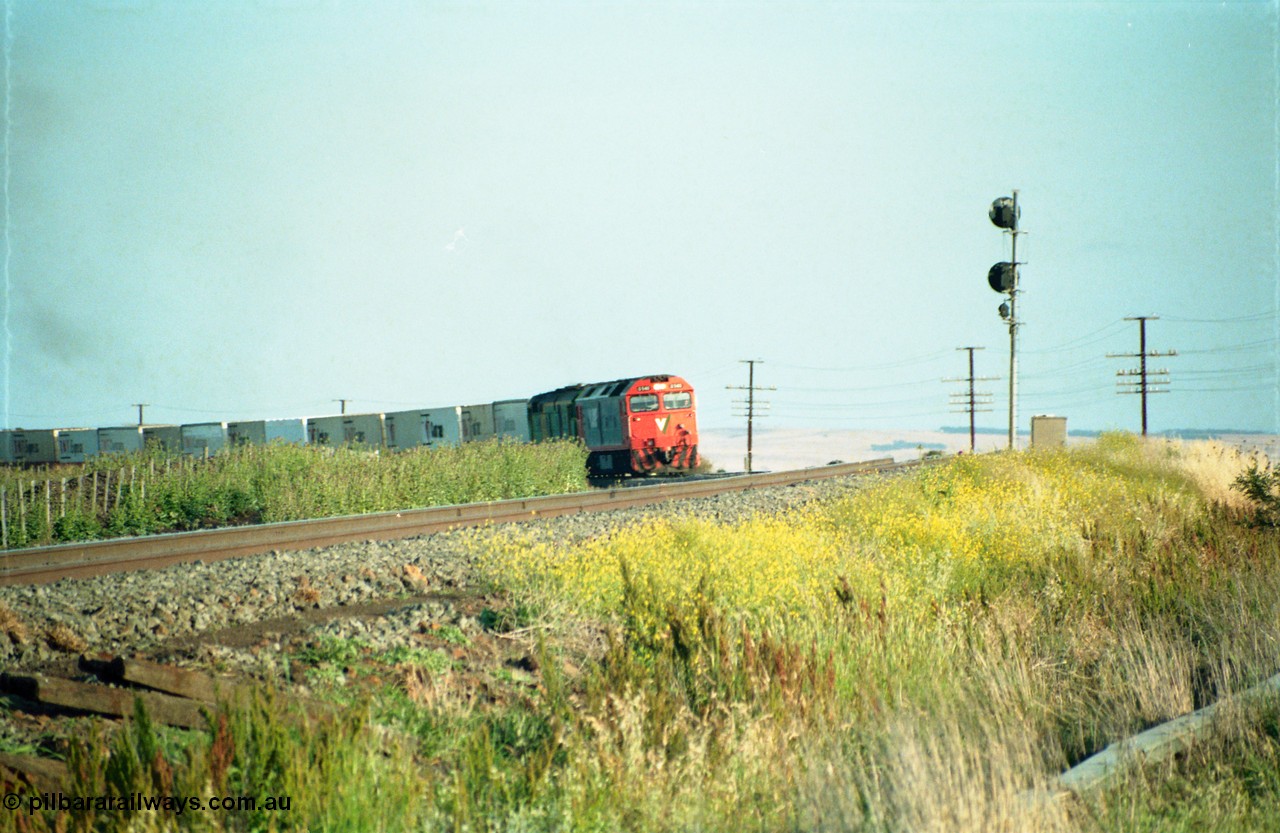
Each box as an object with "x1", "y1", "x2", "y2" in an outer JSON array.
[{"x1": 0, "y1": 457, "x2": 928, "y2": 587}]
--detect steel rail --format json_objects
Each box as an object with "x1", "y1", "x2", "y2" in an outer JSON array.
[{"x1": 0, "y1": 457, "x2": 924, "y2": 586}]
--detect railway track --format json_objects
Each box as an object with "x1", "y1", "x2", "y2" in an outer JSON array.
[{"x1": 0, "y1": 456, "x2": 925, "y2": 587}]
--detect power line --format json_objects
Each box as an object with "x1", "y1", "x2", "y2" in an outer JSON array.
[
  {"x1": 1021, "y1": 321, "x2": 1129, "y2": 355},
  {"x1": 782, "y1": 376, "x2": 943, "y2": 393},
  {"x1": 1176, "y1": 385, "x2": 1275, "y2": 394},
  {"x1": 1177, "y1": 339, "x2": 1274, "y2": 355},
  {"x1": 774, "y1": 349, "x2": 952, "y2": 373},
  {"x1": 1162, "y1": 310, "x2": 1278, "y2": 324}
]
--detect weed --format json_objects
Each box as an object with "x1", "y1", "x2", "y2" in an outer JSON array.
[
  {"x1": 0, "y1": 438, "x2": 589, "y2": 550},
  {"x1": 0, "y1": 603, "x2": 27, "y2": 644},
  {"x1": 1232, "y1": 458, "x2": 1280, "y2": 526},
  {"x1": 43, "y1": 623, "x2": 87, "y2": 654}
]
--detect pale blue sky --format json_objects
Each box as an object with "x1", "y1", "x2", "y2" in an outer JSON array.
[{"x1": 6, "y1": 0, "x2": 1277, "y2": 434}]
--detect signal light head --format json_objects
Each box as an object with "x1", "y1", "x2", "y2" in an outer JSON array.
[
  {"x1": 988, "y1": 261, "x2": 1015, "y2": 293},
  {"x1": 990, "y1": 196, "x2": 1019, "y2": 229}
]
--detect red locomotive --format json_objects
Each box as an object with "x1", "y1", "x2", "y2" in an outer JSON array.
[{"x1": 528, "y1": 374, "x2": 700, "y2": 475}]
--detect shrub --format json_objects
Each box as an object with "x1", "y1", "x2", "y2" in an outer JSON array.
[{"x1": 1232, "y1": 459, "x2": 1280, "y2": 526}]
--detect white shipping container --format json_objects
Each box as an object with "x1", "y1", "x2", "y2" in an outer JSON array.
[
  {"x1": 55, "y1": 428, "x2": 100, "y2": 463},
  {"x1": 142, "y1": 425, "x2": 182, "y2": 453},
  {"x1": 422, "y1": 406, "x2": 464, "y2": 447},
  {"x1": 384, "y1": 406, "x2": 463, "y2": 450},
  {"x1": 226, "y1": 421, "x2": 267, "y2": 446},
  {"x1": 98, "y1": 426, "x2": 145, "y2": 455},
  {"x1": 8, "y1": 430, "x2": 58, "y2": 464},
  {"x1": 492, "y1": 399, "x2": 531, "y2": 442},
  {"x1": 383, "y1": 409, "x2": 427, "y2": 451},
  {"x1": 181, "y1": 422, "x2": 228, "y2": 457},
  {"x1": 307, "y1": 413, "x2": 384, "y2": 448},
  {"x1": 460, "y1": 403, "x2": 495, "y2": 442}
]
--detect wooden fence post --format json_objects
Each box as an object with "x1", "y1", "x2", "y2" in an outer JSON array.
[{"x1": 1, "y1": 487, "x2": 7, "y2": 549}]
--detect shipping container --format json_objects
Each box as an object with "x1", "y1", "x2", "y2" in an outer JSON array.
[
  {"x1": 55, "y1": 428, "x2": 100, "y2": 463},
  {"x1": 98, "y1": 426, "x2": 145, "y2": 455},
  {"x1": 492, "y1": 399, "x2": 531, "y2": 442},
  {"x1": 265, "y1": 418, "x2": 307, "y2": 445},
  {"x1": 459, "y1": 403, "x2": 495, "y2": 443},
  {"x1": 307, "y1": 413, "x2": 384, "y2": 448},
  {"x1": 383, "y1": 406, "x2": 464, "y2": 451},
  {"x1": 181, "y1": 422, "x2": 228, "y2": 457},
  {"x1": 7, "y1": 430, "x2": 58, "y2": 465},
  {"x1": 142, "y1": 425, "x2": 182, "y2": 453},
  {"x1": 226, "y1": 420, "x2": 267, "y2": 447},
  {"x1": 0, "y1": 430, "x2": 11, "y2": 464}
]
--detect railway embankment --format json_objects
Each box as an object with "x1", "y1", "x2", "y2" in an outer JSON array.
[
  {"x1": 3, "y1": 436, "x2": 1279, "y2": 831},
  {"x1": 0, "y1": 468, "x2": 884, "y2": 672}
]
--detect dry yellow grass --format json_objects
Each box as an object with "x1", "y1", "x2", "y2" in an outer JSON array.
[
  {"x1": 44, "y1": 622, "x2": 87, "y2": 653},
  {"x1": 1146, "y1": 437, "x2": 1265, "y2": 512},
  {"x1": 0, "y1": 603, "x2": 27, "y2": 644},
  {"x1": 462, "y1": 436, "x2": 1280, "y2": 831}
]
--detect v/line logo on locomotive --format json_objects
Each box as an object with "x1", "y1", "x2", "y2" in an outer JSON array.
[{"x1": 1, "y1": 374, "x2": 700, "y2": 477}]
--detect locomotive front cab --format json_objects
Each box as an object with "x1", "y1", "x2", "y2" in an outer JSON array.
[{"x1": 624, "y1": 376, "x2": 699, "y2": 474}]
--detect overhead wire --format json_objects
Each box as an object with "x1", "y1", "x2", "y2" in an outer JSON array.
[
  {"x1": 775, "y1": 349, "x2": 953, "y2": 373},
  {"x1": 760, "y1": 314, "x2": 1274, "y2": 430},
  {"x1": 1162, "y1": 310, "x2": 1278, "y2": 324}
]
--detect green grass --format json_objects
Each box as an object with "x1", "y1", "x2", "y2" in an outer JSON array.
[
  {"x1": 7, "y1": 435, "x2": 1280, "y2": 832},
  {"x1": 1080, "y1": 694, "x2": 1280, "y2": 832},
  {"x1": 0, "y1": 438, "x2": 589, "y2": 549}
]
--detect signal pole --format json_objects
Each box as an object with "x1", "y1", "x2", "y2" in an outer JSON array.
[
  {"x1": 727, "y1": 359, "x2": 774, "y2": 473},
  {"x1": 988, "y1": 191, "x2": 1024, "y2": 450},
  {"x1": 1108, "y1": 316, "x2": 1176, "y2": 436},
  {"x1": 944, "y1": 347, "x2": 996, "y2": 452}
]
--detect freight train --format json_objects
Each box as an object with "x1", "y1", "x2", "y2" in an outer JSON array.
[{"x1": 1, "y1": 374, "x2": 700, "y2": 477}]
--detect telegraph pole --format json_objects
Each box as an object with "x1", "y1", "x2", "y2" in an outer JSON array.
[
  {"x1": 944, "y1": 347, "x2": 996, "y2": 452},
  {"x1": 334, "y1": 399, "x2": 349, "y2": 415},
  {"x1": 1109, "y1": 316, "x2": 1176, "y2": 436},
  {"x1": 988, "y1": 191, "x2": 1024, "y2": 450},
  {"x1": 727, "y1": 359, "x2": 774, "y2": 473},
  {"x1": 131, "y1": 403, "x2": 148, "y2": 426}
]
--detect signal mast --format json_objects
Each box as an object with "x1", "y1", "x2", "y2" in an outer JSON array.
[{"x1": 987, "y1": 191, "x2": 1023, "y2": 450}]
